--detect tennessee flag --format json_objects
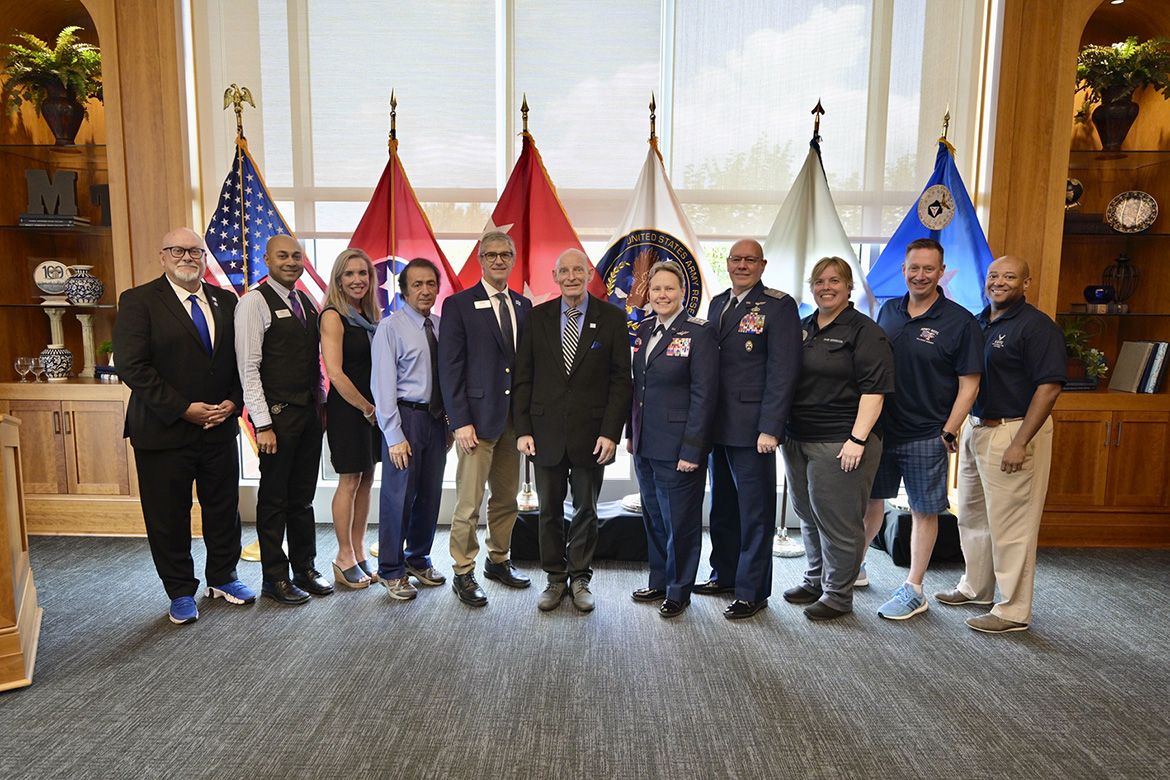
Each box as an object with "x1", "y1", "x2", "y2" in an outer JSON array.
[
  {"x1": 203, "y1": 135, "x2": 327, "y2": 303},
  {"x1": 349, "y1": 137, "x2": 463, "y2": 315},
  {"x1": 457, "y1": 131, "x2": 604, "y2": 304},
  {"x1": 596, "y1": 138, "x2": 716, "y2": 340},
  {"x1": 866, "y1": 139, "x2": 992, "y2": 315},
  {"x1": 762, "y1": 136, "x2": 875, "y2": 318}
]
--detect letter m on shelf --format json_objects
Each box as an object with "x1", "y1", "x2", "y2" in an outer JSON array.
[{"x1": 25, "y1": 169, "x2": 79, "y2": 215}]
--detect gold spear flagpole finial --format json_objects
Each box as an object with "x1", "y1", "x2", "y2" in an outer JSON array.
[
  {"x1": 389, "y1": 89, "x2": 397, "y2": 144},
  {"x1": 649, "y1": 92, "x2": 657, "y2": 141},
  {"x1": 942, "y1": 103, "x2": 951, "y2": 140},
  {"x1": 222, "y1": 83, "x2": 255, "y2": 138},
  {"x1": 812, "y1": 99, "x2": 825, "y2": 141},
  {"x1": 521, "y1": 93, "x2": 529, "y2": 134}
]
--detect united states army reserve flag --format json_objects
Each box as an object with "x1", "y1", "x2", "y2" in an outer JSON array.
[
  {"x1": 596, "y1": 139, "x2": 715, "y2": 340},
  {"x1": 457, "y1": 131, "x2": 603, "y2": 303},
  {"x1": 203, "y1": 135, "x2": 327, "y2": 302},
  {"x1": 349, "y1": 137, "x2": 463, "y2": 315},
  {"x1": 762, "y1": 137, "x2": 874, "y2": 317},
  {"x1": 866, "y1": 139, "x2": 992, "y2": 315}
]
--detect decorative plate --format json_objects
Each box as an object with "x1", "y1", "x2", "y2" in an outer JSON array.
[
  {"x1": 33, "y1": 259, "x2": 69, "y2": 294},
  {"x1": 1106, "y1": 191, "x2": 1158, "y2": 233}
]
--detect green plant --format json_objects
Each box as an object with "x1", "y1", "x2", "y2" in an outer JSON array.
[
  {"x1": 1, "y1": 26, "x2": 102, "y2": 118},
  {"x1": 1058, "y1": 315, "x2": 1108, "y2": 378},
  {"x1": 1074, "y1": 36, "x2": 1170, "y2": 121},
  {"x1": 97, "y1": 339, "x2": 112, "y2": 356}
]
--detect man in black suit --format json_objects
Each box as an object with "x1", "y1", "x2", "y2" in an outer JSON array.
[
  {"x1": 514, "y1": 249, "x2": 632, "y2": 612},
  {"x1": 114, "y1": 227, "x2": 251, "y2": 625}
]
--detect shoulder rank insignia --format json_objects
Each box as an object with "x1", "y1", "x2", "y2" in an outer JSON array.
[
  {"x1": 764, "y1": 288, "x2": 790, "y2": 300},
  {"x1": 687, "y1": 315, "x2": 707, "y2": 325}
]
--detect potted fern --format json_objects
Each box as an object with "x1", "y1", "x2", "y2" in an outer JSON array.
[
  {"x1": 1075, "y1": 36, "x2": 1170, "y2": 151},
  {"x1": 1, "y1": 26, "x2": 102, "y2": 145}
]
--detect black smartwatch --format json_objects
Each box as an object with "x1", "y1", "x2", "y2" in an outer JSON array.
[{"x1": 942, "y1": 430, "x2": 957, "y2": 444}]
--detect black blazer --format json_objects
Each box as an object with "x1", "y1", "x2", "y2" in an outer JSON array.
[
  {"x1": 513, "y1": 294, "x2": 632, "y2": 468},
  {"x1": 113, "y1": 275, "x2": 243, "y2": 450}
]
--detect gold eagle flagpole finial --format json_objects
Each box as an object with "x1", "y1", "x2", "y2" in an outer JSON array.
[
  {"x1": 223, "y1": 83, "x2": 255, "y2": 138},
  {"x1": 942, "y1": 103, "x2": 951, "y2": 140},
  {"x1": 521, "y1": 93, "x2": 529, "y2": 134},
  {"x1": 812, "y1": 99, "x2": 825, "y2": 142},
  {"x1": 389, "y1": 89, "x2": 397, "y2": 145},
  {"x1": 649, "y1": 93, "x2": 657, "y2": 141}
]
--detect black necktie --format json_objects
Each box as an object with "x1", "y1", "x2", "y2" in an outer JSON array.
[
  {"x1": 721, "y1": 296, "x2": 739, "y2": 329},
  {"x1": 496, "y1": 292, "x2": 515, "y2": 362},
  {"x1": 647, "y1": 324, "x2": 665, "y2": 365},
  {"x1": 424, "y1": 317, "x2": 442, "y2": 418}
]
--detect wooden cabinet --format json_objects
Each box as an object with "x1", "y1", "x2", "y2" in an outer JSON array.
[
  {"x1": 0, "y1": 415, "x2": 42, "y2": 691},
  {"x1": 1048, "y1": 409, "x2": 1169, "y2": 509},
  {"x1": 5, "y1": 399, "x2": 129, "y2": 496}
]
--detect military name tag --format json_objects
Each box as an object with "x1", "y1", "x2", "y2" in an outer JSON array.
[
  {"x1": 474, "y1": 299, "x2": 492, "y2": 309},
  {"x1": 738, "y1": 313, "x2": 765, "y2": 334},
  {"x1": 666, "y1": 338, "x2": 691, "y2": 357}
]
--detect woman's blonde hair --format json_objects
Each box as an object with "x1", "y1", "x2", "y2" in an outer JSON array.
[
  {"x1": 806, "y1": 256, "x2": 854, "y2": 290},
  {"x1": 323, "y1": 248, "x2": 381, "y2": 322}
]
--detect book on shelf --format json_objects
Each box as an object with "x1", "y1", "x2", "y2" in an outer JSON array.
[
  {"x1": 1140, "y1": 341, "x2": 1169, "y2": 394},
  {"x1": 1109, "y1": 341, "x2": 1156, "y2": 393},
  {"x1": 1068, "y1": 302, "x2": 1129, "y2": 314},
  {"x1": 18, "y1": 213, "x2": 92, "y2": 227}
]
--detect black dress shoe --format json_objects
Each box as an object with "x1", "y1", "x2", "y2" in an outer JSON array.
[
  {"x1": 724, "y1": 599, "x2": 768, "y2": 620},
  {"x1": 261, "y1": 579, "x2": 311, "y2": 605},
  {"x1": 782, "y1": 584, "x2": 823, "y2": 604},
  {"x1": 694, "y1": 579, "x2": 735, "y2": 596},
  {"x1": 293, "y1": 569, "x2": 334, "y2": 596},
  {"x1": 804, "y1": 601, "x2": 850, "y2": 621},
  {"x1": 483, "y1": 559, "x2": 531, "y2": 589},
  {"x1": 631, "y1": 587, "x2": 667, "y2": 603},
  {"x1": 452, "y1": 573, "x2": 488, "y2": 607},
  {"x1": 658, "y1": 599, "x2": 689, "y2": 618}
]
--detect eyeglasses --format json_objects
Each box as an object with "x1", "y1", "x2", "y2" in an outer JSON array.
[
  {"x1": 727, "y1": 255, "x2": 763, "y2": 264},
  {"x1": 480, "y1": 251, "x2": 515, "y2": 262},
  {"x1": 164, "y1": 246, "x2": 207, "y2": 260}
]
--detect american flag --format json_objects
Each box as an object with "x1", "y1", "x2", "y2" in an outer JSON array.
[{"x1": 204, "y1": 136, "x2": 326, "y2": 301}]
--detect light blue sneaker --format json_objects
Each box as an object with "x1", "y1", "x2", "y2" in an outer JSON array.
[
  {"x1": 168, "y1": 596, "x2": 199, "y2": 625},
  {"x1": 877, "y1": 583, "x2": 928, "y2": 620},
  {"x1": 854, "y1": 561, "x2": 869, "y2": 588},
  {"x1": 205, "y1": 579, "x2": 257, "y2": 605}
]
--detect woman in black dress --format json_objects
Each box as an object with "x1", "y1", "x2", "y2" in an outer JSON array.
[{"x1": 320, "y1": 248, "x2": 382, "y2": 588}]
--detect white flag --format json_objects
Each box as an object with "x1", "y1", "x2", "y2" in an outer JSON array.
[
  {"x1": 763, "y1": 139, "x2": 875, "y2": 317},
  {"x1": 596, "y1": 142, "x2": 719, "y2": 339}
]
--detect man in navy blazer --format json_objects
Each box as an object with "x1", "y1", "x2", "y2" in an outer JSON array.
[
  {"x1": 697, "y1": 238, "x2": 802, "y2": 619},
  {"x1": 114, "y1": 227, "x2": 251, "y2": 625},
  {"x1": 629, "y1": 261, "x2": 719, "y2": 618},
  {"x1": 438, "y1": 231, "x2": 533, "y2": 606},
  {"x1": 513, "y1": 249, "x2": 632, "y2": 613}
]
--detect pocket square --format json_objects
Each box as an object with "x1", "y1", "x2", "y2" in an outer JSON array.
[{"x1": 591, "y1": 341, "x2": 603, "y2": 349}]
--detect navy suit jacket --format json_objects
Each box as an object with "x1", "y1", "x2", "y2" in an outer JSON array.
[
  {"x1": 438, "y1": 282, "x2": 531, "y2": 440},
  {"x1": 513, "y1": 294, "x2": 632, "y2": 467},
  {"x1": 708, "y1": 281, "x2": 802, "y2": 447},
  {"x1": 631, "y1": 314, "x2": 718, "y2": 464},
  {"x1": 113, "y1": 275, "x2": 243, "y2": 450}
]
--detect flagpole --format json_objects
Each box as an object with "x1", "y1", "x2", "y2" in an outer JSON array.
[{"x1": 388, "y1": 90, "x2": 398, "y2": 313}]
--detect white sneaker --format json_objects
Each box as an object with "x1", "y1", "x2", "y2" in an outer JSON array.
[
  {"x1": 854, "y1": 561, "x2": 869, "y2": 588},
  {"x1": 382, "y1": 576, "x2": 418, "y2": 600}
]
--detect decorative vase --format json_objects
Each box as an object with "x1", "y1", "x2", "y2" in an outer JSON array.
[
  {"x1": 39, "y1": 344, "x2": 73, "y2": 382},
  {"x1": 40, "y1": 81, "x2": 85, "y2": 146},
  {"x1": 1091, "y1": 87, "x2": 1139, "y2": 152},
  {"x1": 1066, "y1": 357, "x2": 1087, "y2": 380},
  {"x1": 64, "y1": 265, "x2": 104, "y2": 305}
]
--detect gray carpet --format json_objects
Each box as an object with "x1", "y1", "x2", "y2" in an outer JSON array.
[{"x1": 2, "y1": 528, "x2": 1168, "y2": 780}]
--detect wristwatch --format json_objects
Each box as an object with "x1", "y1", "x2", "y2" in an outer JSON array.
[{"x1": 942, "y1": 430, "x2": 957, "y2": 444}]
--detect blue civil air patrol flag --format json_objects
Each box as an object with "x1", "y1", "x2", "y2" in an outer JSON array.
[
  {"x1": 596, "y1": 140, "x2": 716, "y2": 343},
  {"x1": 866, "y1": 139, "x2": 992, "y2": 315},
  {"x1": 204, "y1": 136, "x2": 309, "y2": 296}
]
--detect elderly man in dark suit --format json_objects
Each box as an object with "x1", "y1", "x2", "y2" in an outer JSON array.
[
  {"x1": 514, "y1": 248, "x2": 632, "y2": 613},
  {"x1": 438, "y1": 230, "x2": 533, "y2": 607},
  {"x1": 698, "y1": 238, "x2": 802, "y2": 620},
  {"x1": 113, "y1": 227, "x2": 250, "y2": 625}
]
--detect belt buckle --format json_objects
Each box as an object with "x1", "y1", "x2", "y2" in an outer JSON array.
[{"x1": 270, "y1": 403, "x2": 286, "y2": 415}]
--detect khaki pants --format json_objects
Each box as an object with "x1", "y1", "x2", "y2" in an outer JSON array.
[
  {"x1": 449, "y1": 416, "x2": 520, "y2": 575},
  {"x1": 955, "y1": 416, "x2": 1053, "y2": 624}
]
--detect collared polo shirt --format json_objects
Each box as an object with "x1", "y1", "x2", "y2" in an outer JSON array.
[
  {"x1": 973, "y1": 296, "x2": 1067, "y2": 419},
  {"x1": 877, "y1": 289, "x2": 984, "y2": 443},
  {"x1": 787, "y1": 303, "x2": 895, "y2": 442}
]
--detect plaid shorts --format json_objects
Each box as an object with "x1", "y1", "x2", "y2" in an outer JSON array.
[{"x1": 869, "y1": 435, "x2": 950, "y2": 513}]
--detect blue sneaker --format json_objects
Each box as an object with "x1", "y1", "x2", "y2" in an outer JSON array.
[
  {"x1": 854, "y1": 561, "x2": 869, "y2": 588},
  {"x1": 205, "y1": 580, "x2": 257, "y2": 605},
  {"x1": 878, "y1": 583, "x2": 928, "y2": 621},
  {"x1": 169, "y1": 596, "x2": 199, "y2": 624}
]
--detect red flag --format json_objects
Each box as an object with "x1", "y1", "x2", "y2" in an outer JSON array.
[
  {"x1": 349, "y1": 139, "x2": 463, "y2": 315},
  {"x1": 458, "y1": 132, "x2": 606, "y2": 304}
]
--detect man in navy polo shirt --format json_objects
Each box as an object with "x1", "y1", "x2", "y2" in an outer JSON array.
[
  {"x1": 935, "y1": 255, "x2": 1065, "y2": 633},
  {"x1": 858, "y1": 238, "x2": 982, "y2": 620}
]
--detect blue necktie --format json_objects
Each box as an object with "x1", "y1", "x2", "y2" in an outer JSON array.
[{"x1": 188, "y1": 294, "x2": 213, "y2": 356}]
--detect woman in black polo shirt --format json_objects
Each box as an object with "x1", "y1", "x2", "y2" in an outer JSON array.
[{"x1": 781, "y1": 256, "x2": 894, "y2": 621}]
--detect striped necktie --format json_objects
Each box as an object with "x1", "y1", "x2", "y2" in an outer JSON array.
[{"x1": 563, "y1": 307, "x2": 580, "y2": 374}]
